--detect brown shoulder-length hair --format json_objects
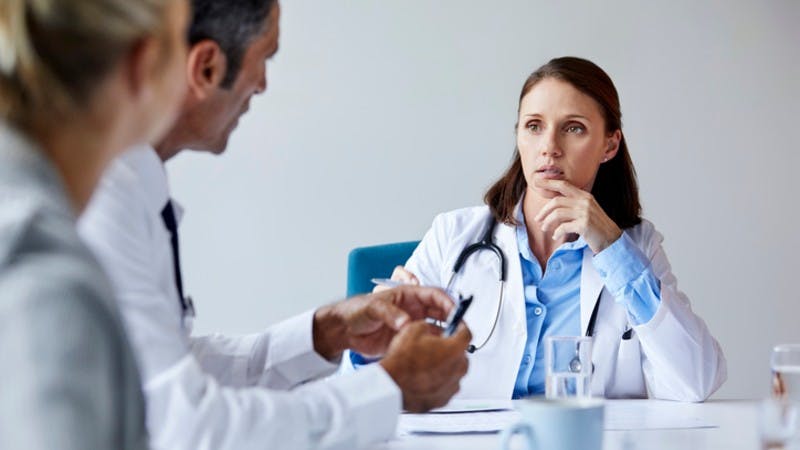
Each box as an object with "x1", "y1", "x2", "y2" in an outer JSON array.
[{"x1": 484, "y1": 56, "x2": 642, "y2": 229}]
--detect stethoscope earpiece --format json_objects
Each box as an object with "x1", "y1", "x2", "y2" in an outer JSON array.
[{"x1": 467, "y1": 344, "x2": 477, "y2": 354}]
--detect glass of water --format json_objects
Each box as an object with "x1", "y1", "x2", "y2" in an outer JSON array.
[
  {"x1": 772, "y1": 344, "x2": 800, "y2": 402},
  {"x1": 762, "y1": 344, "x2": 800, "y2": 447},
  {"x1": 759, "y1": 397, "x2": 798, "y2": 448},
  {"x1": 544, "y1": 336, "x2": 593, "y2": 399}
]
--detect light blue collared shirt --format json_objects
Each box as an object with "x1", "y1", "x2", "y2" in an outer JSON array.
[{"x1": 513, "y1": 209, "x2": 661, "y2": 398}]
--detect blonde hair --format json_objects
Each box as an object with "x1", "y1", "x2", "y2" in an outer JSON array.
[{"x1": 0, "y1": 0, "x2": 175, "y2": 130}]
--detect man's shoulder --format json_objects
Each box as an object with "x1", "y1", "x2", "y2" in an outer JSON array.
[
  {"x1": 79, "y1": 146, "x2": 165, "y2": 244},
  {"x1": 93, "y1": 146, "x2": 162, "y2": 208}
]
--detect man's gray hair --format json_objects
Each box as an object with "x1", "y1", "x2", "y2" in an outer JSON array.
[{"x1": 189, "y1": 0, "x2": 277, "y2": 88}]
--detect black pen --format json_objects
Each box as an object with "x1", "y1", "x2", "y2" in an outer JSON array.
[{"x1": 443, "y1": 295, "x2": 472, "y2": 337}]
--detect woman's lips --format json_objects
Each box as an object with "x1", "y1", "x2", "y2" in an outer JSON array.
[{"x1": 535, "y1": 166, "x2": 565, "y2": 180}]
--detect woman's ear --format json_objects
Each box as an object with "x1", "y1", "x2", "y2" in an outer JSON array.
[
  {"x1": 186, "y1": 40, "x2": 227, "y2": 100},
  {"x1": 125, "y1": 36, "x2": 161, "y2": 100},
  {"x1": 603, "y1": 129, "x2": 622, "y2": 162}
]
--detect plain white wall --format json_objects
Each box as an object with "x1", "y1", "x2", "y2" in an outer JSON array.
[{"x1": 167, "y1": 0, "x2": 800, "y2": 399}]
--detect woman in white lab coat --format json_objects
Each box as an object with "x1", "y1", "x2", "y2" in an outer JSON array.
[{"x1": 375, "y1": 57, "x2": 726, "y2": 401}]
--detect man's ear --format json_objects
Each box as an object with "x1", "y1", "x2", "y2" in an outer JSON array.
[{"x1": 186, "y1": 40, "x2": 227, "y2": 99}]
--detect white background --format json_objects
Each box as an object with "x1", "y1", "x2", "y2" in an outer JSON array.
[{"x1": 168, "y1": 0, "x2": 800, "y2": 399}]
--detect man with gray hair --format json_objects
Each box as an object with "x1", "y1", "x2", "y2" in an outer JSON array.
[{"x1": 79, "y1": 1, "x2": 472, "y2": 449}]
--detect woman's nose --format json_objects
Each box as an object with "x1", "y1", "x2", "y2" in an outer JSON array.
[{"x1": 539, "y1": 133, "x2": 562, "y2": 157}]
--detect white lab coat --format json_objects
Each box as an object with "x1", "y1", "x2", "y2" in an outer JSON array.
[
  {"x1": 79, "y1": 146, "x2": 401, "y2": 450},
  {"x1": 405, "y1": 205, "x2": 727, "y2": 402}
]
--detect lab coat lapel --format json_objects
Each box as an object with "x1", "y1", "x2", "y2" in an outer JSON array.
[{"x1": 580, "y1": 248, "x2": 604, "y2": 335}]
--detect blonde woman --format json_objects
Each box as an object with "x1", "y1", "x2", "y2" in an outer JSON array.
[{"x1": 0, "y1": 0, "x2": 188, "y2": 448}]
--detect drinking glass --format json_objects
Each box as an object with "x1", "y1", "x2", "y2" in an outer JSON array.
[
  {"x1": 772, "y1": 344, "x2": 800, "y2": 402},
  {"x1": 545, "y1": 336, "x2": 593, "y2": 399},
  {"x1": 761, "y1": 344, "x2": 800, "y2": 448}
]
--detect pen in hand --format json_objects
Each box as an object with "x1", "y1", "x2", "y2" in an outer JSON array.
[
  {"x1": 443, "y1": 295, "x2": 472, "y2": 337},
  {"x1": 372, "y1": 278, "x2": 469, "y2": 334},
  {"x1": 370, "y1": 278, "x2": 414, "y2": 288}
]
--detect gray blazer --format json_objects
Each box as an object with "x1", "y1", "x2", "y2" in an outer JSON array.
[{"x1": 0, "y1": 123, "x2": 148, "y2": 449}]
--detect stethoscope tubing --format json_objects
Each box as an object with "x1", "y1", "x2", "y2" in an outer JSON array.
[{"x1": 453, "y1": 213, "x2": 602, "y2": 353}]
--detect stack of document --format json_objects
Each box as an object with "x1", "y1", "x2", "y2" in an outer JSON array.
[
  {"x1": 397, "y1": 399, "x2": 716, "y2": 435},
  {"x1": 397, "y1": 399, "x2": 517, "y2": 435}
]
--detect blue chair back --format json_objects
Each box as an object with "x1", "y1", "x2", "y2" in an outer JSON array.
[
  {"x1": 346, "y1": 241, "x2": 420, "y2": 297},
  {"x1": 345, "y1": 241, "x2": 420, "y2": 368}
]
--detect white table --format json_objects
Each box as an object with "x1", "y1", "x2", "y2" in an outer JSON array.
[{"x1": 371, "y1": 400, "x2": 775, "y2": 450}]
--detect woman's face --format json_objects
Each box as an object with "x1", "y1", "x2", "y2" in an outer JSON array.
[
  {"x1": 139, "y1": 0, "x2": 190, "y2": 144},
  {"x1": 516, "y1": 77, "x2": 620, "y2": 199}
]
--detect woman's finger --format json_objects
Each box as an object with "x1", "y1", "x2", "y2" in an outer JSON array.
[
  {"x1": 533, "y1": 178, "x2": 584, "y2": 198},
  {"x1": 538, "y1": 206, "x2": 578, "y2": 234},
  {"x1": 534, "y1": 196, "x2": 571, "y2": 223},
  {"x1": 391, "y1": 266, "x2": 419, "y2": 285},
  {"x1": 552, "y1": 221, "x2": 581, "y2": 241}
]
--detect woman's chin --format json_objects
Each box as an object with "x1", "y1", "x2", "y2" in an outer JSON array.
[{"x1": 529, "y1": 185, "x2": 562, "y2": 199}]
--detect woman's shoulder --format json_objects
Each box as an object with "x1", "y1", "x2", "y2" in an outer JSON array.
[
  {"x1": 431, "y1": 205, "x2": 491, "y2": 226},
  {"x1": 418, "y1": 205, "x2": 492, "y2": 249},
  {"x1": 0, "y1": 189, "x2": 115, "y2": 315},
  {"x1": 0, "y1": 224, "x2": 126, "y2": 360},
  {"x1": 624, "y1": 217, "x2": 664, "y2": 247},
  {"x1": 426, "y1": 205, "x2": 492, "y2": 236}
]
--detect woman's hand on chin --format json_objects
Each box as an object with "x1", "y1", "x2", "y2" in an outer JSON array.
[{"x1": 532, "y1": 178, "x2": 622, "y2": 254}]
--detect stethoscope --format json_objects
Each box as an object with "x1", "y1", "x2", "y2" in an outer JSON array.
[
  {"x1": 180, "y1": 295, "x2": 196, "y2": 330},
  {"x1": 447, "y1": 213, "x2": 604, "y2": 355}
]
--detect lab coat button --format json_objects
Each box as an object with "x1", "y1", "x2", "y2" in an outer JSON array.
[{"x1": 533, "y1": 306, "x2": 543, "y2": 316}]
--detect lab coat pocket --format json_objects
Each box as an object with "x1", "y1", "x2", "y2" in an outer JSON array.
[{"x1": 609, "y1": 332, "x2": 646, "y2": 398}]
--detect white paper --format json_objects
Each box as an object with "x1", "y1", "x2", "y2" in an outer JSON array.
[
  {"x1": 397, "y1": 400, "x2": 718, "y2": 435},
  {"x1": 398, "y1": 410, "x2": 520, "y2": 435},
  {"x1": 428, "y1": 398, "x2": 514, "y2": 414},
  {"x1": 604, "y1": 401, "x2": 717, "y2": 430}
]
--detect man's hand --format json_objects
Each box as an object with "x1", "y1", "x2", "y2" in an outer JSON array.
[
  {"x1": 379, "y1": 322, "x2": 472, "y2": 412},
  {"x1": 312, "y1": 286, "x2": 455, "y2": 361}
]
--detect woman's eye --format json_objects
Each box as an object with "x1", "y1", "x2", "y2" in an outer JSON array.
[
  {"x1": 565, "y1": 124, "x2": 585, "y2": 134},
  {"x1": 527, "y1": 122, "x2": 541, "y2": 132}
]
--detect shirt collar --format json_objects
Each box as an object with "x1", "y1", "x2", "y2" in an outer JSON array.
[
  {"x1": 118, "y1": 144, "x2": 184, "y2": 223},
  {"x1": 514, "y1": 194, "x2": 587, "y2": 263}
]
